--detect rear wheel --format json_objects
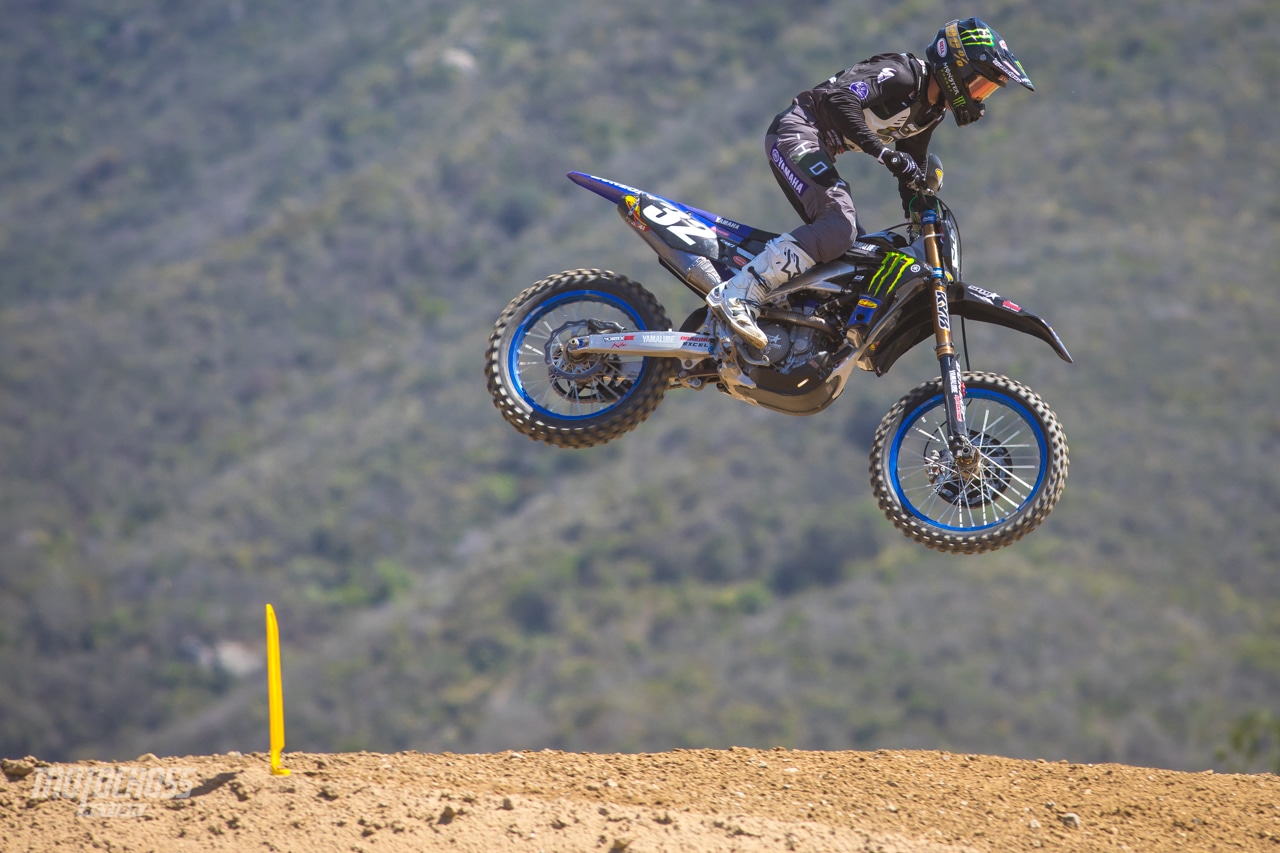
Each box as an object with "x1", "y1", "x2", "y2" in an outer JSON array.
[
  {"x1": 870, "y1": 371, "x2": 1068, "y2": 554},
  {"x1": 485, "y1": 269, "x2": 677, "y2": 448}
]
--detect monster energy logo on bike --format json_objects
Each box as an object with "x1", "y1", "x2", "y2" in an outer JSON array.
[{"x1": 868, "y1": 251, "x2": 917, "y2": 297}]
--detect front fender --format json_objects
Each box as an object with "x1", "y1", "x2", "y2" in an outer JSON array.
[
  {"x1": 863, "y1": 282, "x2": 1072, "y2": 376},
  {"x1": 951, "y1": 283, "x2": 1072, "y2": 363}
]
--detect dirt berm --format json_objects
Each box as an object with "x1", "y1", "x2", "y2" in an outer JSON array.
[{"x1": 2, "y1": 748, "x2": 1277, "y2": 851}]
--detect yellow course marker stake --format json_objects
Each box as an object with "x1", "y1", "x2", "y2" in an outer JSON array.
[{"x1": 265, "y1": 604, "x2": 291, "y2": 776}]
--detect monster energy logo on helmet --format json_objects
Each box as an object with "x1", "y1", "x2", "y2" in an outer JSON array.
[{"x1": 955, "y1": 23, "x2": 995, "y2": 48}]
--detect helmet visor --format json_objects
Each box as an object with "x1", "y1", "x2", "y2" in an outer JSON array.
[{"x1": 968, "y1": 73, "x2": 1007, "y2": 102}]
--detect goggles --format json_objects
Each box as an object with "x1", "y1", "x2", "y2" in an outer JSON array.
[{"x1": 967, "y1": 73, "x2": 1008, "y2": 102}]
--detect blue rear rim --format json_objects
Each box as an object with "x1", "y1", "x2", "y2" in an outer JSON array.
[{"x1": 508, "y1": 289, "x2": 651, "y2": 421}]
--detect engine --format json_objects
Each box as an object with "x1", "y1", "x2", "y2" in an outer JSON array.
[
  {"x1": 704, "y1": 290, "x2": 849, "y2": 408},
  {"x1": 757, "y1": 320, "x2": 827, "y2": 374},
  {"x1": 756, "y1": 295, "x2": 844, "y2": 376}
]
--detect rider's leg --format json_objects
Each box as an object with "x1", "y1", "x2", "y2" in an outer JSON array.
[
  {"x1": 707, "y1": 108, "x2": 857, "y2": 348},
  {"x1": 762, "y1": 107, "x2": 861, "y2": 265}
]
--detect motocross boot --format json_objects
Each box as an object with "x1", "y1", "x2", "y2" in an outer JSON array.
[{"x1": 706, "y1": 233, "x2": 815, "y2": 350}]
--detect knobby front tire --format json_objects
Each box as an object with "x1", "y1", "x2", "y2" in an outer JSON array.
[
  {"x1": 870, "y1": 371, "x2": 1068, "y2": 554},
  {"x1": 485, "y1": 269, "x2": 677, "y2": 448}
]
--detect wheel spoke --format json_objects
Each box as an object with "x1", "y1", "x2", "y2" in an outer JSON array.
[
  {"x1": 511, "y1": 295, "x2": 648, "y2": 418},
  {"x1": 871, "y1": 372, "x2": 1065, "y2": 553},
  {"x1": 891, "y1": 387, "x2": 1046, "y2": 532}
]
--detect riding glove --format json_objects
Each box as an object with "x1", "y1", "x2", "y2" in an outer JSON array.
[{"x1": 879, "y1": 149, "x2": 920, "y2": 182}]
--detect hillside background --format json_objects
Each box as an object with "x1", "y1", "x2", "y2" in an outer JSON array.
[{"x1": 3, "y1": 0, "x2": 1279, "y2": 773}]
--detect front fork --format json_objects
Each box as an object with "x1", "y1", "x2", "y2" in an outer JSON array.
[{"x1": 920, "y1": 209, "x2": 976, "y2": 462}]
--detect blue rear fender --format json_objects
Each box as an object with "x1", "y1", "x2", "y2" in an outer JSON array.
[{"x1": 566, "y1": 171, "x2": 758, "y2": 247}]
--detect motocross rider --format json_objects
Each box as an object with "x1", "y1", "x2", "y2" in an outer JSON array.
[{"x1": 706, "y1": 18, "x2": 1035, "y2": 349}]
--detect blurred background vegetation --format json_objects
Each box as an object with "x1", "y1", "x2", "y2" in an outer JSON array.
[{"x1": 2, "y1": 0, "x2": 1278, "y2": 773}]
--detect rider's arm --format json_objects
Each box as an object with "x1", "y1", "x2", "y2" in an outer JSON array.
[
  {"x1": 893, "y1": 129, "x2": 936, "y2": 217},
  {"x1": 894, "y1": 129, "x2": 932, "y2": 167},
  {"x1": 823, "y1": 89, "x2": 892, "y2": 159},
  {"x1": 817, "y1": 54, "x2": 924, "y2": 160}
]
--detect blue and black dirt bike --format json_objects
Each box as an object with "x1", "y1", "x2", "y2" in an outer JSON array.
[{"x1": 485, "y1": 156, "x2": 1071, "y2": 554}]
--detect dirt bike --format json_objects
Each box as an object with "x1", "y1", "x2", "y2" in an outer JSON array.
[{"x1": 485, "y1": 156, "x2": 1071, "y2": 554}]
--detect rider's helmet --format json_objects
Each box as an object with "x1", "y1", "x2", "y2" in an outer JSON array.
[{"x1": 924, "y1": 18, "x2": 1034, "y2": 127}]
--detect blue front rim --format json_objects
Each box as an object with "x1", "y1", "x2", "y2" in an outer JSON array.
[
  {"x1": 888, "y1": 388, "x2": 1048, "y2": 532},
  {"x1": 508, "y1": 289, "x2": 651, "y2": 421}
]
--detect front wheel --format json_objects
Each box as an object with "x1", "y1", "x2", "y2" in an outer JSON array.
[
  {"x1": 485, "y1": 269, "x2": 678, "y2": 448},
  {"x1": 870, "y1": 371, "x2": 1068, "y2": 554}
]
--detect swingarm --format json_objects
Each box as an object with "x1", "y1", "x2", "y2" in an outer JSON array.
[{"x1": 567, "y1": 330, "x2": 713, "y2": 360}]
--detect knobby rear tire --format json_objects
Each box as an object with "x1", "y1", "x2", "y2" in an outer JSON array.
[{"x1": 485, "y1": 269, "x2": 677, "y2": 448}]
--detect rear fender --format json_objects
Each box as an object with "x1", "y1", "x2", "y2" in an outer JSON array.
[
  {"x1": 568, "y1": 171, "x2": 775, "y2": 253},
  {"x1": 620, "y1": 192, "x2": 721, "y2": 258}
]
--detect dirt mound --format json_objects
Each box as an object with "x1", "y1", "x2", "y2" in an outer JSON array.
[{"x1": 2, "y1": 748, "x2": 1276, "y2": 852}]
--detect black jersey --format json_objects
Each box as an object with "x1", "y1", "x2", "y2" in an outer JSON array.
[{"x1": 795, "y1": 52, "x2": 946, "y2": 164}]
